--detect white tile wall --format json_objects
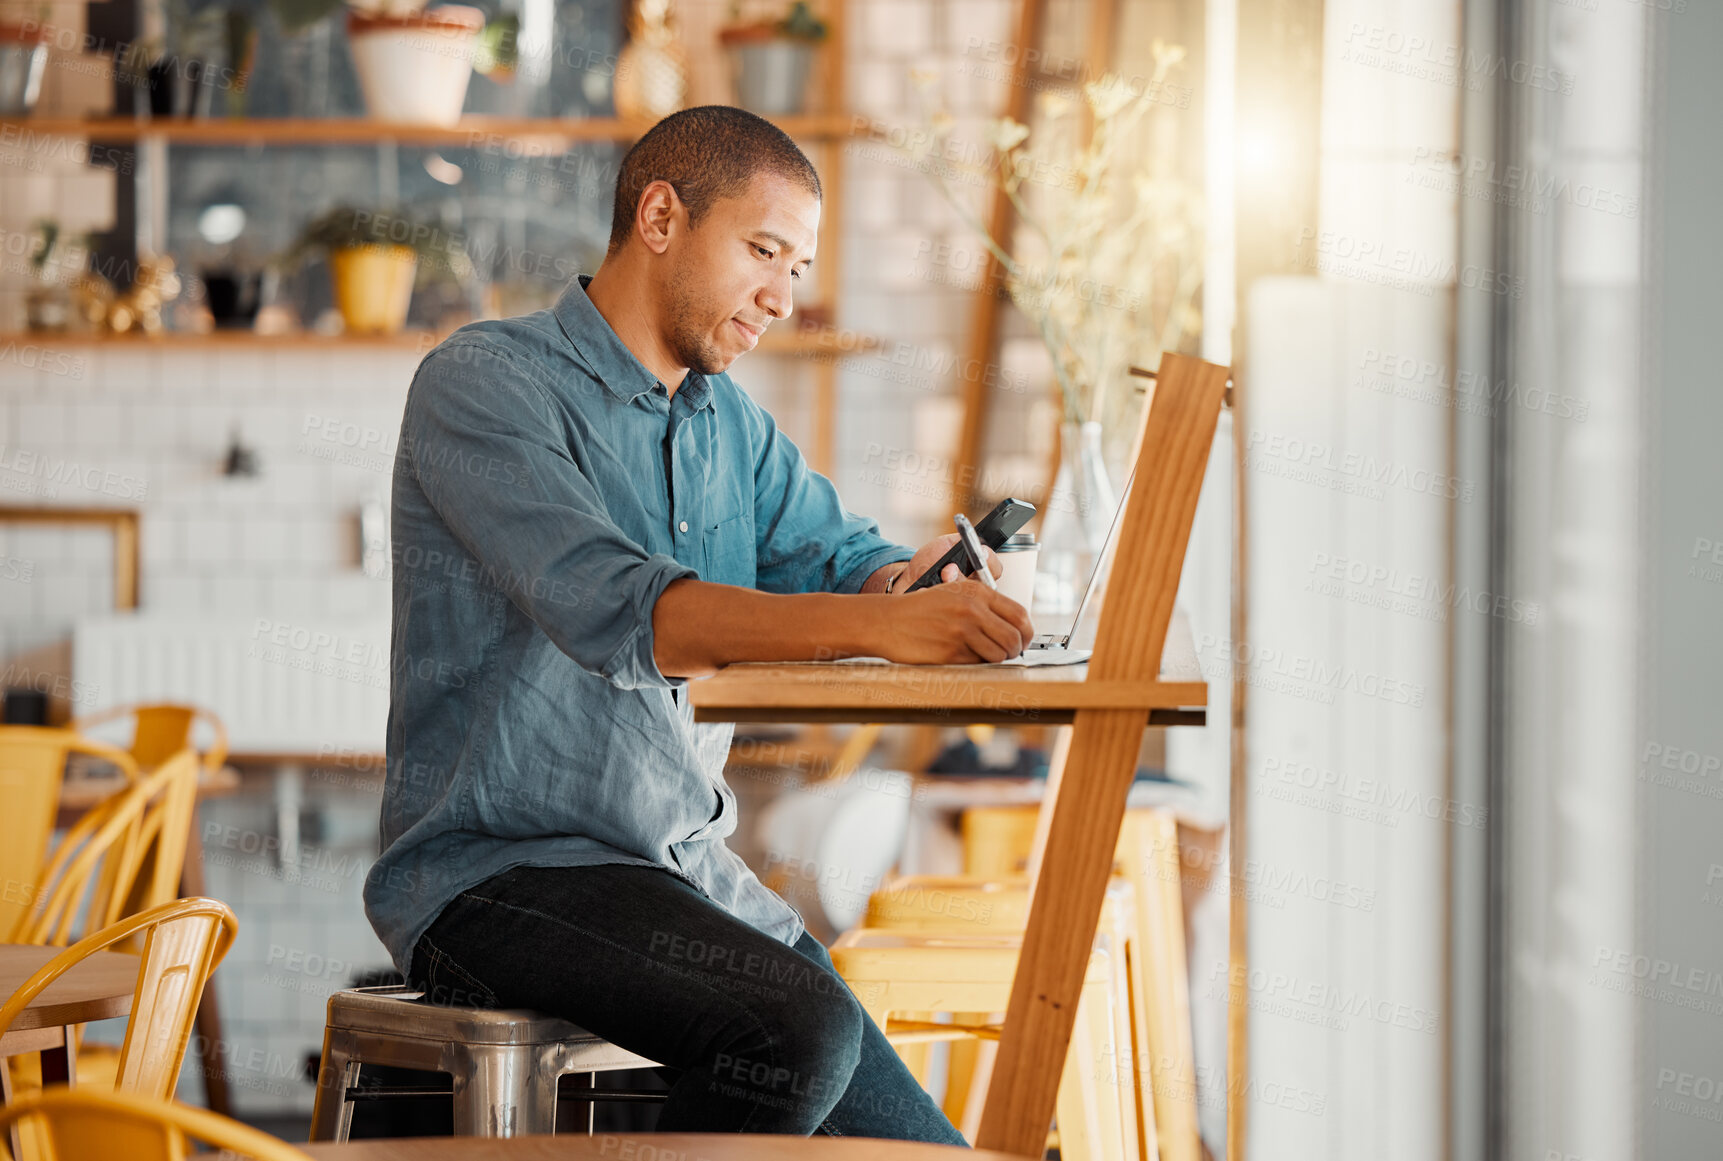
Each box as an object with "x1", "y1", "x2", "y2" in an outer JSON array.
[{"x1": 0, "y1": 346, "x2": 420, "y2": 718}]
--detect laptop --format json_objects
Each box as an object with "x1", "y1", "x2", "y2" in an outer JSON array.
[{"x1": 997, "y1": 468, "x2": 1134, "y2": 667}]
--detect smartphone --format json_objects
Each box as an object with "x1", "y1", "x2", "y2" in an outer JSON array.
[{"x1": 902, "y1": 498, "x2": 1037, "y2": 592}]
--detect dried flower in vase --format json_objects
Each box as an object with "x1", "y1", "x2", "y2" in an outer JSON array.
[{"x1": 895, "y1": 41, "x2": 1205, "y2": 442}]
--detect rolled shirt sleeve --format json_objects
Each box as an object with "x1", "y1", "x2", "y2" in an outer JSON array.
[
  {"x1": 740, "y1": 390, "x2": 914, "y2": 594},
  {"x1": 402, "y1": 339, "x2": 696, "y2": 690}
]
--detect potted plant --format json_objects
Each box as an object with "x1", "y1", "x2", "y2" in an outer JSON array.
[
  {"x1": 717, "y1": 0, "x2": 827, "y2": 116},
  {"x1": 270, "y1": 0, "x2": 489, "y2": 125},
  {"x1": 280, "y1": 206, "x2": 472, "y2": 334},
  {"x1": 23, "y1": 219, "x2": 87, "y2": 332}
]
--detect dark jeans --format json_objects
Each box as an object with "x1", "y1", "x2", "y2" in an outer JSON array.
[{"x1": 409, "y1": 862, "x2": 968, "y2": 1145}]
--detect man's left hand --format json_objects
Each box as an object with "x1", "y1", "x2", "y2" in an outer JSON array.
[{"x1": 898, "y1": 533, "x2": 1003, "y2": 591}]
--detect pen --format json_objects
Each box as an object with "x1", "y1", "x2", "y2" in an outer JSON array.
[{"x1": 953, "y1": 513, "x2": 999, "y2": 591}]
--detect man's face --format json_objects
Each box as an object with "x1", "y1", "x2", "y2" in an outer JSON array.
[{"x1": 659, "y1": 171, "x2": 819, "y2": 376}]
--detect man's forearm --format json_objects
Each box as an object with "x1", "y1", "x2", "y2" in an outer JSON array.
[{"x1": 651, "y1": 578, "x2": 888, "y2": 678}]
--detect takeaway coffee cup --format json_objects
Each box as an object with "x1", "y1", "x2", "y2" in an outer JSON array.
[{"x1": 995, "y1": 531, "x2": 1039, "y2": 609}]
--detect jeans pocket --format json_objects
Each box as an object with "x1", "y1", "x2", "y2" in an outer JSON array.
[{"x1": 415, "y1": 933, "x2": 500, "y2": 1009}]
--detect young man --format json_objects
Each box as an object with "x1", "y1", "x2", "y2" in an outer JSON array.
[{"x1": 363, "y1": 106, "x2": 1032, "y2": 1143}]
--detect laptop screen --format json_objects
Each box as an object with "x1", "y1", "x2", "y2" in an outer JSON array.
[{"x1": 1058, "y1": 467, "x2": 1134, "y2": 650}]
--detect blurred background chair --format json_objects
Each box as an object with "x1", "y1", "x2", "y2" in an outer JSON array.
[
  {"x1": 9, "y1": 750, "x2": 199, "y2": 948},
  {"x1": 72, "y1": 703, "x2": 229, "y2": 781}
]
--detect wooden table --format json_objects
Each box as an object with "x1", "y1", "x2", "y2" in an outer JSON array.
[
  {"x1": 301, "y1": 1135, "x2": 1002, "y2": 1159},
  {"x1": 692, "y1": 661, "x2": 1205, "y2": 728},
  {"x1": 691, "y1": 353, "x2": 1232, "y2": 1158},
  {"x1": 0, "y1": 944, "x2": 138, "y2": 1082}
]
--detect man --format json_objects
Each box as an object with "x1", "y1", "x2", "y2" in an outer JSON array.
[{"x1": 364, "y1": 105, "x2": 1033, "y2": 1143}]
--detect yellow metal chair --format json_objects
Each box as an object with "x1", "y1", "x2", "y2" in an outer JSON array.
[
  {"x1": 91, "y1": 748, "x2": 202, "y2": 926},
  {"x1": 0, "y1": 897, "x2": 237, "y2": 1098},
  {"x1": 72, "y1": 703, "x2": 228, "y2": 779},
  {"x1": 0, "y1": 727, "x2": 142, "y2": 942},
  {"x1": 11, "y1": 752, "x2": 199, "y2": 947},
  {"x1": 0, "y1": 1088, "x2": 308, "y2": 1161},
  {"x1": 0, "y1": 898, "x2": 238, "y2": 1161}
]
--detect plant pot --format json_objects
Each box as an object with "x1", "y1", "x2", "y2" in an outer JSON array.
[
  {"x1": 347, "y1": 5, "x2": 485, "y2": 126},
  {"x1": 202, "y1": 269, "x2": 263, "y2": 329},
  {"x1": 718, "y1": 30, "x2": 815, "y2": 116},
  {"x1": 146, "y1": 57, "x2": 219, "y2": 118},
  {"x1": 0, "y1": 27, "x2": 48, "y2": 116},
  {"x1": 329, "y1": 245, "x2": 417, "y2": 334},
  {"x1": 24, "y1": 286, "x2": 70, "y2": 332}
]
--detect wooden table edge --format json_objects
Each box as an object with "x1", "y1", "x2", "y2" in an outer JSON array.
[
  {"x1": 298, "y1": 1134, "x2": 1020, "y2": 1159},
  {"x1": 0, "y1": 947, "x2": 139, "y2": 1040},
  {"x1": 691, "y1": 669, "x2": 1207, "y2": 725}
]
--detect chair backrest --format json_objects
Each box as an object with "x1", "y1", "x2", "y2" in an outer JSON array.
[
  {"x1": 98, "y1": 748, "x2": 202, "y2": 928},
  {"x1": 1025, "y1": 353, "x2": 1230, "y2": 882},
  {"x1": 12, "y1": 753, "x2": 191, "y2": 946},
  {"x1": 0, "y1": 727, "x2": 143, "y2": 943},
  {"x1": 73, "y1": 702, "x2": 229, "y2": 777},
  {"x1": 0, "y1": 897, "x2": 238, "y2": 1100},
  {"x1": 0, "y1": 1088, "x2": 309, "y2": 1161}
]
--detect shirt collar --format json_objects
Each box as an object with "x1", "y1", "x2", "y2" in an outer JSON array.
[{"x1": 554, "y1": 274, "x2": 713, "y2": 412}]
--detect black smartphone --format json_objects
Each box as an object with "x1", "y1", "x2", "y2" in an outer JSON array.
[{"x1": 902, "y1": 498, "x2": 1037, "y2": 592}]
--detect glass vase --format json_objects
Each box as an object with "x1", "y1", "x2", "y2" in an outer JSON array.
[{"x1": 1033, "y1": 420, "x2": 1119, "y2": 626}]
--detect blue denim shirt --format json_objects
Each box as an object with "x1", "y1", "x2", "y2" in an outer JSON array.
[{"x1": 364, "y1": 275, "x2": 914, "y2": 975}]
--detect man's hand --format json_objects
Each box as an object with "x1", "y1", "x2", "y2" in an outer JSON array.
[
  {"x1": 897, "y1": 532, "x2": 1003, "y2": 591},
  {"x1": 875, "y1": 579, "x2": 1035, "y2": 664}
]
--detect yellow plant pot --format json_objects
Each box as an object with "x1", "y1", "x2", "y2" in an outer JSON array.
[{"x1": 329, "y1": 245, "x2": 417, "y2": 334}]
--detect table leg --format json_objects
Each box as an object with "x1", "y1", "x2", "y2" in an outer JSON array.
[
  {"x1": 39, "y1": 1027, "x2": 74, "y2": 1088},
  {"x1": 976, "y1": 708, "x2": 1148, "y2": 1157},
  {"x1": 180, "y1": 804, "x2": 233, "y2": 1116}
]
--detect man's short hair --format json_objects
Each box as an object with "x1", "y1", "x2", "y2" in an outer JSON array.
[{"x1": 607, "y1": 105, "x2": 822, "y2": 255}]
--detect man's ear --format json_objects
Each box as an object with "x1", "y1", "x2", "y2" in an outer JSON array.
[{"x1": 635, "y1": 179, "x2": 682, "y2": 256}]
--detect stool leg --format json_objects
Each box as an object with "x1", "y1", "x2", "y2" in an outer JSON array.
[
  {"x1": 308, "y1": 1029, "x2": 360, "y2": 1143},
  {"x1": 450, "y1": 1043, "x2": 560, "y2": 1137}
]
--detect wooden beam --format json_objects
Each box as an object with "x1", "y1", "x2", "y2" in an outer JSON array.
[{"x1": 949, "y1": 0, "x2": 1049, "y2": 516}]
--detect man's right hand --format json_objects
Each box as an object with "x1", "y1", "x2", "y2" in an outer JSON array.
[{"x1": 874, "y1": 579, "x2": 1036, "y2": 664}]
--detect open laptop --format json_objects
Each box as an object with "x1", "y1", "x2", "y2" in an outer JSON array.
[{"x1": 996, "y1": 468, "x2": 1135, "y2": 667}]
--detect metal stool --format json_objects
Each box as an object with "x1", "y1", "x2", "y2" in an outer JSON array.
[{"x1": 309, "y1": 985, "x2": 665, "y2": 1141}]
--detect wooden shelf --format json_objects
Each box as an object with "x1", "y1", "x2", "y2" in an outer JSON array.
[
  {"x1": 1, "y1": 113, "x2": 864, "y2": 148},
  {"x1": 2, "y1": 329, "x2": 442, "y2": 349},
  {"x1": 1, "y1": 325, "x2": 882, "y2": 357}
]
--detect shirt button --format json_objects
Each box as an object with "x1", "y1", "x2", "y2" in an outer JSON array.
[{"x1": 679, "y1": 520, "x2": 689, "y2": 533}]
